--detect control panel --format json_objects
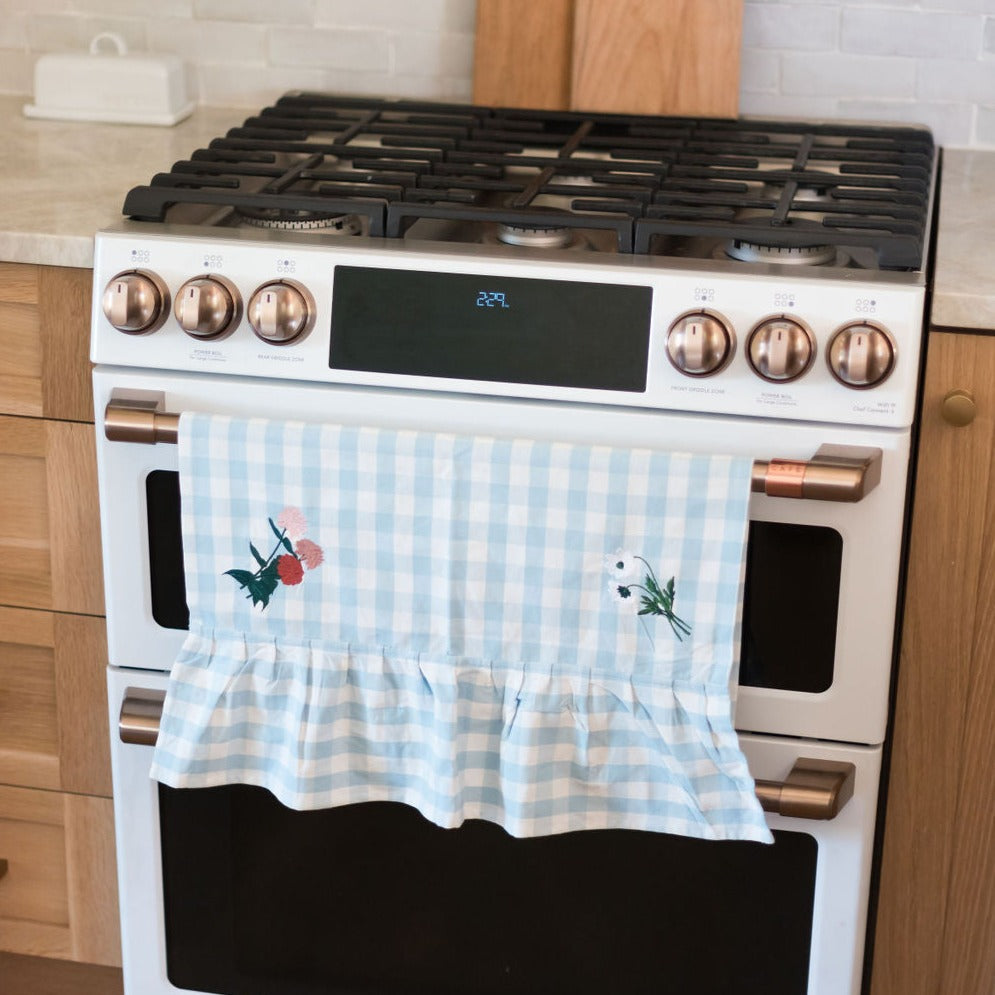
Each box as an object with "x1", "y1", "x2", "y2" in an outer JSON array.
[{"x1": 90, "y1": 228, "x2": 928, "y2": 429}]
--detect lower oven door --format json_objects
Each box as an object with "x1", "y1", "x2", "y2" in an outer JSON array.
[
  {"x1": 95, "y1": 366, "x2": 910, "y2": 746},
  {"x1": 108, "y1": 667, "x2": 880, "y2": 995}
]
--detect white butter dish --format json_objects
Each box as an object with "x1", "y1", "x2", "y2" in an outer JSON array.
[{"x1": 23, "y1": 33, "x2": 194, "y2": 126}]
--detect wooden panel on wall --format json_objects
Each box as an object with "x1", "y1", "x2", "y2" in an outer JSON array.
[
  {"x1": 571, "y1": 0, "x2": 742, "y2": 116},
  {"x1": 0, "y1": 416, "x2": 103, "y2": 616},
  {"x1": 872, "y1": 331, "x2": 995, "y2": 994},
  {"x1": 473, "y1": 0, "x2": 743, "y2": 117},
  {"x1": 473, "y1": 0, "x2": 574, "y2": 109}
]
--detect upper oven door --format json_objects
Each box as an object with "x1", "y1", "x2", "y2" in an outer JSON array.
[{"x1": 93, "y1": 366, "x2": 910, "y2": 747}]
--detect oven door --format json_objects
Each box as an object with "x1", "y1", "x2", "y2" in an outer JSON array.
[
  {"x1": 94, "y1": 367, "x2": 909, "y2": 746},
  {"x1": 107, "y1": 666, "x2": 880, "y2": 995}
]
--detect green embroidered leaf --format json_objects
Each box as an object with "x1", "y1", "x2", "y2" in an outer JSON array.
[
  {"x1": 268, "y1": 517, "x2": 295, "y2": 555},
  {"x1": 224, "y1": 568, "x2": 256, "y2": 588},
  {"x1": 249, "y1": 542, "x2": 267, "y2": 568}
]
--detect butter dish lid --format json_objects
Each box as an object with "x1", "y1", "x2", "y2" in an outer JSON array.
[{"x1": 23, "y1": 33, "x2": 195, "y2": 127}]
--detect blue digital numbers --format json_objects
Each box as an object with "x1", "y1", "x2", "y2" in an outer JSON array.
[{"x1": 476, "y1": 290, "x2": 510, "y2": 309}]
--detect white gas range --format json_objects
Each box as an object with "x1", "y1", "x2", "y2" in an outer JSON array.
[{"x1": 91, "y1": 93, "x2": 937, "y2": 995}]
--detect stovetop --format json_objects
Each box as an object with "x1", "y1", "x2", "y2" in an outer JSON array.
[{"x1": 122, "y1": 91, "x2": 936, "y2": 273}]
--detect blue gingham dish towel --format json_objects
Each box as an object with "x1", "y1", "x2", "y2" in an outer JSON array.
[{"x1": 150, "y1": 413, "x2": 771, "y2": 843}]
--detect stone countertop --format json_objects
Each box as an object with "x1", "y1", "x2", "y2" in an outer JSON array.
[
  {"x1": 930, "y1": 148, "x2": 995, "y2": 332},
  {"x1": 2, "y1": 94, "x2": 994, "y2": 330},
  {"x1": 0, "y1": 95, "x2": 248, "y2": 268}
]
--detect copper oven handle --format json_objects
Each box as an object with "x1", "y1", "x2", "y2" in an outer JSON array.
[
  {"x1": 119, "y1": 691, "x2": 856, "y2": 820},
  {"x1": 103, "y1": 394, "x2": 883, "y2": 504},
  {"x1": 754, "y1": 759, "x2": 856, "y2": 820}
]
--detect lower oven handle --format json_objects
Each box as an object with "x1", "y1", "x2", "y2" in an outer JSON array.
[
  {"x1": 118, "y1": 691, "x2": 856, "y2": 820},
  {"x1": 102, "y1": 395, "x2": 883, "y2": 503}
]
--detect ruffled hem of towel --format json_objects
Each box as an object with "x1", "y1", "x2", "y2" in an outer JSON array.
[{"x1": 149, "y1": 629, "x2": 772, "y2": 843}]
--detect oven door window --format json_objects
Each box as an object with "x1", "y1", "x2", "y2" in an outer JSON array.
[
  {"x1": 159, "y1": 784, "x2": 817, "y2": 995},
  {"x1": 740, "y1": 522, "x2": 843, "y2": 694},
  {"x1": 147, "y1": 470, "x2": 188, "y2": 630},
  {"x1": 145, "y1": 474, "x2": 844, "y2": 692}
]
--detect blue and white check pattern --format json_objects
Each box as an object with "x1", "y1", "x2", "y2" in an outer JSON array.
[{"x1": 150, "y1": 413, "x2": 771, "y2": 842}]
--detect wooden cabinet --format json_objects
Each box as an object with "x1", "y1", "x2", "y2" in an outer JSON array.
[
  {"x1": 0, "y1": 263, "x2": 121, "y2": 971},
  {"x1": 872, "y1": 330, "x2": 995, "y2": 995}
]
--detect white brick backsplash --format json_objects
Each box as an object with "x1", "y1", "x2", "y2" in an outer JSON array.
[
  {"x1": 316, "y1": 0, "x2": 476, "y2": 33},
  {"x1": 917, "y1": 58, "x2": 995, "y2": 103},
  {"x1": 0, "y1": 11, "x2": 28, "y2": 47},
  {"x1": 977, "y1": 105, "x2": 995, "y2": 145},
  {"x1": 148, "y1": 18, "x2": 268, "y2": 64},
  {"x1": 738, "y1": 47, "x2": 780, "y2": 94},
  {"x1": 391, "y1": 30, "x2": 474, "y2": 78},
  {"x1": 841, "y1": 8, "x2": 982, "y2": 59},
  {"x1": 781, "y1": 52, "x2": 916, "y2": 98},
  {"x1": 0, "y1": 47, "x2": 30, "y2": 94},
  {"x1": 739, "y1": 91, "x2": 840, "y2": 119},
  {"x1": 194, "y1": 0, "x2": 312, "y2": 23},
  {"x1": 837, "y1": 98, "x2": 972, "y2": 145},
  {"x1": 742, "y1": 3, "x2": 839, "y2": 52},
  {"x1": 268, "y1": 26, "x2": 390, "y2": 73}
]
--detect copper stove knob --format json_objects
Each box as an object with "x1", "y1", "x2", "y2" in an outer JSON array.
[
  {"x1": 666, "y1": 310, "x2": 734, "y2": 376},
  {"x1": 102, "y1": 270, "x2": 170, "y2": 334},
  {"x1": 174, "y1": 275, "x2": 242, "y2": 339},
  {"x1": 247, "y1": 280, "x2": 316, "y2": 344},
  {"x1": 827, "y1": 321, "x2": 896, "y2": 388},
  {"x1": 748, "y1": 316, "x2": 815, "y2": 383}
]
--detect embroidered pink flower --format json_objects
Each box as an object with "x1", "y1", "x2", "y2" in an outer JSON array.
[
  {"x1": 295, "y1": 538, "x2": 324, "y2": 570},
  {"x1": 276, "y1": 554, "x2": 304, "y2": 586},
  {"x1": 276, "y1": 506, "x2": 307, "y2": 541}
]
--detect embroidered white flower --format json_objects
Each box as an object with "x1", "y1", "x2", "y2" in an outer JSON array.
[
  {"x1": 611, "y1": 582, "x2": 639, "y2": 609},
  {"x1": 605, "y1": 549, "x2": 639, "y2": 583}
]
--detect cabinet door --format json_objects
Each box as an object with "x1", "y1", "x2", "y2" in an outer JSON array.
[
  {"x1": 0, "y1": 607, "x2": 111, "y2": 796},
  {"x1": 0, "y1": 415, "x2": 104, "y2": 616},
  {"x1": 0, "y1": 264, "x2": 93, "y2": 423},
  {"x1": 0, "y1": 785, "x2": 121, "y2": 967},
  {"x1": 872, "y1": 331, "x2": 995, "y2": 994}
]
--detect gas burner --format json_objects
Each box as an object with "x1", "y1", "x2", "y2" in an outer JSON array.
[
  {"x1": 494, "y1": 222, "x2": 577, "y2": 249},
  {"x1": 237, "y1": 207, "x2": 361, "y2": 234},
  {"x1": 721, "y1": 239, "x2": 842, "y2": 267}
]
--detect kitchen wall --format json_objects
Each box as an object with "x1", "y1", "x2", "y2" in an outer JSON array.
[{"x1": 0, "y1": 0, "x2": 993, "y2": 147}]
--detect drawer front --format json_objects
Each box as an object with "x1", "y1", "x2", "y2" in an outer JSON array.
[
  {"x1": 0, "y1": 264, "x2": 93, "y2": 423},
  {"x1": 0, "y1": 607, "x2": 111, "y2": 796},
  {"x1": 0, "y1": 415, "x2": 104, "y2": 616},
  {"x1": 0, "y1": 785, "x2": 120, "y2": 966}
]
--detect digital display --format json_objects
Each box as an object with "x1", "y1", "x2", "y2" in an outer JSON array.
[{"x1": 329, "y1": 267, "x2": 652, "y2": 392}]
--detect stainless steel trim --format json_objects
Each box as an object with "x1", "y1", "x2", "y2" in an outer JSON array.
[
  {"x1": 103, "y1": 396, "x2": 884, "y2": 503},
  {"x1": 119, "y1": 689, "x2": 167, "y2": 746}
]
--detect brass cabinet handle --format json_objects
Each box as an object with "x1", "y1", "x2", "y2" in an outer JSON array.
[
  {"x1": 120, "y1": 691, "x2": 856, "y2": 821},
  {"x1": 940, "y1": 389, "x2": 976, "y2": 427},
  {"x1": 754, "y1": 758, "x2": 856, "y2": 820},
  {"x1": 103, "y1": 393, "x2": 883, "y2": 504}
]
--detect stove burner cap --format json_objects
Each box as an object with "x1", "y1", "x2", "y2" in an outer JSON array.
[
  {"x1": 496, "y1": 222, "x2": 574, "y2": 249},
  {"x1": 724, "y1": 239, "x2": 839, "y2": 266},
  {"x1": 237, "y1": 207, "x2": 361, "y2": 234}
]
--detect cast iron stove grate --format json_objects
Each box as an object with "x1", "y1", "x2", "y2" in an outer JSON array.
[{"x1": 123, "y1": 91, "x2": 936, "y2": 271}]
